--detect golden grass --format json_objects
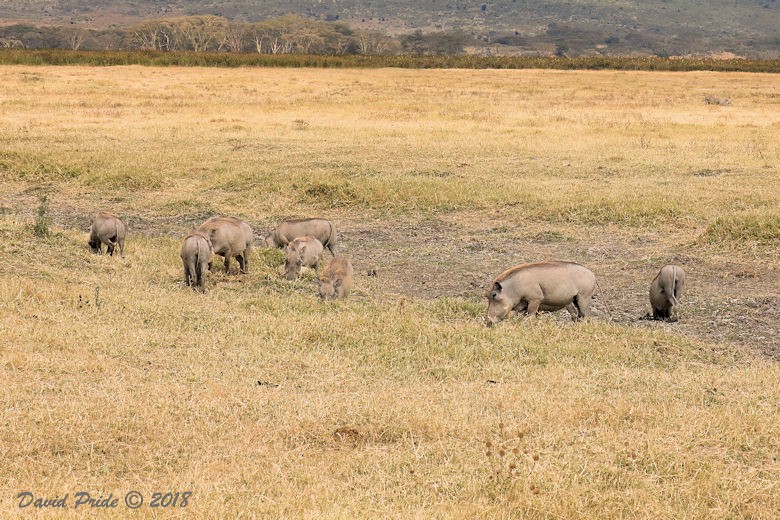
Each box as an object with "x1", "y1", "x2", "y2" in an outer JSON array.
[
  {"x1": 0, "y1": 66, "x2": 778, "y2": 517},
  {"x1": 1, "y1": 67, "x2": 778, "y2": 226}
]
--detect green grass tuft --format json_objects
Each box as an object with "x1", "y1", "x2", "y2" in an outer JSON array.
[
  {"x1": 700, "y1": 210, "x2": 780, "y2": 246},
  {"x1": 1, "y1": 49, "x2": 779, "y2": 72}
]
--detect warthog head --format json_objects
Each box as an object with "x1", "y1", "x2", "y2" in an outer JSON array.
[
  {"x1": 317, "y1": 279, "x2": 343, "y2": 301},
  {"x1": 264, "y1": 234, "x2": 276, "y2": 248},
  {"x1": 284, "y1": 243, "x2": 305, "y2": 280},
  {"x1": 88, "y1": 238, "x2": 101, "y2": 254},
  {"x1": 486, "y1": 281, "x2": 512, "y2": 327}
]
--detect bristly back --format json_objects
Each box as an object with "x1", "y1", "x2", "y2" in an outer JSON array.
[
  {"x1": 494, "y1": 261, "x2": 578, "y2": 282},
  {"x1": 284, "y1": 218, "x2": 324, "y2": 223}
]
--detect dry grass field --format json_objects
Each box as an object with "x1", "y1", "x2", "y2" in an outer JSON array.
[{"x1": 0, "y1": 65, "x2": 778, "y2": 518}]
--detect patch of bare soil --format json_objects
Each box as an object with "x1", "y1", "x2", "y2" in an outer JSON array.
[{"x1": 337, "y1": 213, "x2": 779, "y2": 361}]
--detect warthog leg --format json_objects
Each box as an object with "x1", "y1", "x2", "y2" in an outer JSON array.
[
  {"x1": 197, "y1": 268, "x2": 206, "y2": 292},
  {"x1": 526, "y1": 300, "x2": 541, "y2": 318},
  {"x1": 565, "y1": 303, "x2": 580, "y2": 321}
]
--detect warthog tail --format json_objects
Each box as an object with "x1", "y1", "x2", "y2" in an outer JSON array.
[
  {"x1": 324, "y1": 220, "x2": 336, "y2": 256},
  {"x1": 668, "y1": 269, "x2": 679, "y2": 307}
]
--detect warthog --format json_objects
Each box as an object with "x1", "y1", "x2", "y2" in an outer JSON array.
[
  {"x1": 284, "y1": 236, "x2": 324, "y2": 280},
  {"x1": 180, "y1": 232, "x2": 213, "y2": 292},
  {"x1": 197, "y1": 216, "x2": 253, "y2": 274},
  {"x1": 649, "y1": 264, "x2": 685, "y2": 321},
  {"x1": 88, "y1": 212, "x2": 126, "y2": 257},
  {"x1": 705, "y1": 95, "x2": 731, "y2": 106},
  {"x1": 486, "y1": 261, "x2": 596, "y2": 326},
  {"x1": 317, "y1": 256, "x2": 353, "y2": 300},
  {"x1": 266, "y1": 218, "x2": 337, "y2": 256}
]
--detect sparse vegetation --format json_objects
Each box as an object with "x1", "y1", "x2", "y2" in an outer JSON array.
[
  {"x1": 31, "y1": 193, "x2": 51, "y2": 237},
  {"x1": 2, "y1": 49, "x2": 780, "y2": 72},
  {"x1": 701, "y1": 210, "x2": 780, "y2": 247},
  {"x1": 0, "y1": 65, "x2": 778, "y2": 517}
]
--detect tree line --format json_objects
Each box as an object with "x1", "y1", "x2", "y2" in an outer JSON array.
[{"x1": 0, "y1": 15, "x2": 469, "y2": 56}]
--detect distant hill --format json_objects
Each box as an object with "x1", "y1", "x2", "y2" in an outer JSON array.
[{"x1": 1, "y1": 0, "x2": 778, "y2": 57}]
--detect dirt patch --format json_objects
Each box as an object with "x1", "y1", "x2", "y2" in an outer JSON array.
[
  {"x1": 336, "y1": 213, "x2": 779, "y2": 360},
  {"x1": 4, "y1": 188, "x2": 777, "y2": 360}
]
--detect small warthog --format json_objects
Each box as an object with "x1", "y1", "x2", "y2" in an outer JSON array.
[
  {"x1": 486, "y1": 261, "x2": 596, "y2": 326},
  {"x1": 88, "y1": 212, "x2": 126, "y2": 257},
  {"x1": 180, "y1": 232, "x2": 214, "y2": 292},
  {"x1": 266, "y1": 218, "x2": 337, "y2": 256},
  {"x1": 649, "y1": 264, "x2": 685, "y2": 321},
  {"x1": 317, "y1": 256, "x2": 353, "y2": 300},
  {"x1": 197, "y1": 216, "x2": 253, "y2": 274},
  {"x1": 284, "y1": 236, "x2": 324, "y2": 280}
]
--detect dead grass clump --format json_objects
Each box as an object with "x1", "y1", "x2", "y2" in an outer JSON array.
[
  {"x1": 0, "y1": 151, "x2": 82, "y2": 182},
  {"x1": 82, "y1": 169, "x2": 167, "y2": 191},
  {"x1": 32, "y1": 193, "x2": 51, "y2": 238},
  {"x1": 299, "y1": 180, "x2": 364, "y2": 208}
]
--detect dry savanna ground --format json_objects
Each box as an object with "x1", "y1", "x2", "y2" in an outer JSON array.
[{"x1": 0, "y1": 66, "x2": 778, "y2": 518}]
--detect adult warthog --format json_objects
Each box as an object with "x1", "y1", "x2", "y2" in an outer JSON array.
[
  {"x1": 88, "y1": 212, "x2": 126, "y2": 257},
  {"x1": 198, "y1": 216, "x2": 253, "y2": 274},
  {"x1": 317, "y1": 256, "x2": 353, "y2": 300},
  {"x1": 486, "y1": 261, "x2": 596, "y2": 326},
  {"x1": 181, "y1": 232, "x2": 213, "y2": 292},
  {"x1": 284, "y1": 236, "x2": 324, "y2": 281},
  {"x1": 649, "y1": 264, "x2": 685, "y2": 321},
  {"x1": 266, "y1": 218, "x2": 337, "y2": 256}
]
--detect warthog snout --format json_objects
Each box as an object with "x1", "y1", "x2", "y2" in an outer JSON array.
[
  {"x1": 317, "y1": 256, "x2": 353, "y2": 301},
  {"x1": 283, "y1": 237, "x2": 323, "y2": 281},
  {"x1": 284, "y1": 259, "x2": 302, "y2": 280}
]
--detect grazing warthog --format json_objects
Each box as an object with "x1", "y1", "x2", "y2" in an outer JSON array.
[
  {"x1": 180, "y1": 232, "x2": 213, "y2": 292},
  {"x1": 317, "y1": 256, "x2": 353, "y2": 300},
  {"x1": 266, "y1": 218, "x2": 337, "y2": 256},
  {"x1": 284, "y1": 236, "x2": 324, "y2": 280},
  {"x1": 705, "y1": 95, "x2": 731, "y2": 106},
  {"x1": 88, "y1": 212, "x2": 126, "y2": 257},
  {"x1": 649, "y1": 265, "x2": 685, "y2": 321},
  {"x1": 197, "y1": 217, "x2": 253, "y2": 274},
  {"x1": 486, "y1": 261, "x2": 596, "y2": 326}
]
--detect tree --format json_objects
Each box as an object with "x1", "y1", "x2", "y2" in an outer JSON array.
[
  {"x1": 63, "y1": 28, "x2": 87, "y2": 50},
  {"x1": 401, "y1": 30, "x2": 467, "y2": 55},
  {"x1": 221, "y1": 23, "x2": 247, "y2": 52},
  {"x1": 131, "y1": 20, "x2": 180, "y2": 51},
  {"x1": 401, "y1": 30, "x2": 427, "y2": 54},
  {"x1": 355, "y1": 30, "x2": 394, "y2": 54},
  {"x1": 176, "y1": 16, "x2": 227, "y2": 52},
  {"x1": 0, "y1": 37, "x2": 25, "y2": 48}
]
